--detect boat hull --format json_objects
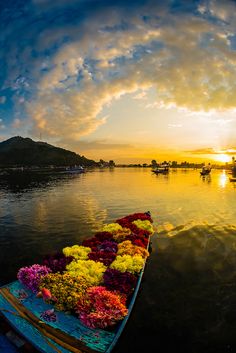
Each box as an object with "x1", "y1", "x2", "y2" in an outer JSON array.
[
  {"x1": 229, "y1": 177, "x2": 236, "y2": 182},
  {"x1": 0, "y1": 246, "x2": 150, "y2": 353},
  {"x1": 200, "y1": 171, "x2": 211, "y2": 176},
  {"x1": 0, "y1": 212, "x2": 152, "y2": 353},
  {"x1": 152, "y1": 169, "x2": 169, "y2": 174},
  {"x1": 0, "y1": 281, "x2": 115, "y2": 353}
]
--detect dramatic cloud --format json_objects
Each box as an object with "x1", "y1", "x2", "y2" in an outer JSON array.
[
  {"x1": 32, "y1": 2, "x2": 236, "y2": 138},
  {"x1": 1, "y1": 0, "x2": 236, "y2": 150}
]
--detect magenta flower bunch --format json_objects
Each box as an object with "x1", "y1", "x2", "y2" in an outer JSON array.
[{"x1": 17, "y1": 264, "x2": 52, "y2": 293}]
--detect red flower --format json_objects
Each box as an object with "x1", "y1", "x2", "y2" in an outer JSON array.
[
  {"x1": 126, "y1": 234, "x2": 149, "y2": 248},
  {"x1": 82, "y1": 237, "x2": 102, "y2": 250},
  {"x1": 88, "y1": 251, "x2": 116, "y2": 266},
  {"x1": 95, "y1": 232, "x2": 114, "y2": 241},
  {"x1": 116, "y1": 212, "x2": 153, "y2": 225}
]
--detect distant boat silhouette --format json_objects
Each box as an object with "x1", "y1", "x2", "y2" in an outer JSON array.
[
  {"x1": 152, "y1": 163, "x2": 169, "y2": 174},
  {"x1": 200, "y1": 164, "x2": 211, "y2": 176},
  {"x1": 62, "y1": 165, "x2": 85, "y2": 174}
]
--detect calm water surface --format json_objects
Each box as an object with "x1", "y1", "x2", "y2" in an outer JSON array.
[{"x1": 1, "y1": 168, "x2": 236, "y2": 353}]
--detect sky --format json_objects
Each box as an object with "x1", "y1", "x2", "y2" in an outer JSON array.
[{"x1": 1, "y1": 0, "x2": 236, "y2": 164}]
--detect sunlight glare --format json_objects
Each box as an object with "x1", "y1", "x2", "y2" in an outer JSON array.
[
  {"x1": 218, "y1": 170, "x2": 228, "y2": 188},
  {"x1": 214, "y1": 154, "x2": 231, "y2": 163}
]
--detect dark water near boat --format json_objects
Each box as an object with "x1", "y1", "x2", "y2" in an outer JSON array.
[{"x1": 1, "y1": 168, "x2": 236, "y2": 353}]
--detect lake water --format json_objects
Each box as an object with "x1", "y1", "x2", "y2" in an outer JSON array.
[{"x1": 1, "y1": 168, "x2": 236, "y2": 353}]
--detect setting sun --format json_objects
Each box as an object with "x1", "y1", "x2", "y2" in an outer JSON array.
[{"x1": 213, "y1": 154, "x2": 231, "y2": 163}]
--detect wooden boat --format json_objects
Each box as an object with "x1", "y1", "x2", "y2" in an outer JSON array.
[
  {"x1": 200, "y1": 168, "x2": 211, "y2": 176},
  {"x1": 200, "y1": 163, "x2": 211, "y2": 176},
  {"x1": 61, "y1": 166, "x2": 85, "y2": 174},
  {"x1": 152, "y1": 168, "x2": 169, "y2": 174},
  {"x1": 152, "y1": 164, "x2": 169, "y2": 174},
  {"x1": 229, "y1": 177, "x2": 236, "y2": 182},
  {"x1": 0, "y1": 259, "x2": 149, "y2": 353},
  {"x1": 200, "y1": 170, "x2": 211, "y2": 176},
  {"x1": 0, "y1": 212, "x2": 153, "y2": 353},
  {"x1": 0, "y1": 327, "x2": 20, "y2": 353}
]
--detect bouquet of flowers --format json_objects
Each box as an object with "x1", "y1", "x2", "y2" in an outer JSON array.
[
  {"x1": 42, "y1": 252, "x2": 74, "y2": 273},
  {"x1": 117, "y1": 240, "x2": 149, "y2": 258},
  {"x1": 39, "y1": 273, "x2": 89, "y2": 311},
  {"x1": 17, "y1": 264, "x2": 52, "y2": 293},
  {"x1": 75, "y1": 286, "x2": 128, "y2": 328},
  {"x1": 103, "y1": 268, "x2": 137, "y2": 296},
  {"x1": 62, "y1": 245, "x2": 91, "y2": 260},
  {"x1": 17, "y1": 211, "x2": 154, "y2": 329},
  {"x1": 66, "y1": 259, "x2": 106, "y2": 286}
]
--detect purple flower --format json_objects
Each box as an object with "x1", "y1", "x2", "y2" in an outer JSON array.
[
  {"x1": 42, "y1": 252, "x2": 74, "y2": 273},
  {"x1": 40, "y1": 309, "x2": 57, "y2": 322},
  {"x1": 103, "y1": 268, "x2": 137, "y2": 296},
  {"x1": 98, "y1": 240, "x2": 118, "y2": 253}
]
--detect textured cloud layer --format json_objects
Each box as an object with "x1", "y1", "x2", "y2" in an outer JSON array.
[{"x1": 1, "y1": 0, "x2": 236, "y2": 142}]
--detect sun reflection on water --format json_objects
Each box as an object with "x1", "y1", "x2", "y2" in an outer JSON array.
[{"x1": 218, "y1": 170, "x2": 228, "y2": 188}]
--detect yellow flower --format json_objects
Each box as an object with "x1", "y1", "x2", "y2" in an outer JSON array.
[
  {"x1": 62, "y1": 245, "x2": 91, "y2": 259},
  {"x1": 110, "y1": 254, "x2": 145, "y2": 274},
  {"x1": 66, "y1": 260, "x2": 106, "y2": 286},
  {"x1": 39, "y1": 273, "x2": 89, "y2": 311},
  {"x1": 117, "y1": 240, "x2": 149, "y2": 258},
  {"x1": 132, "y1": 220, "x2": 154, "y2": 235},
  {"x1": 113, "y1": 228, "x2": 132, "y2": 243},
  {"x1": 100, "y1": 223, "x2": 123, "y2": 234}
]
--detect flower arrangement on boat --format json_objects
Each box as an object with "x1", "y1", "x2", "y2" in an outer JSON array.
[{"x1": 17, "y1": 212, "x2": 154, "y2": 329}]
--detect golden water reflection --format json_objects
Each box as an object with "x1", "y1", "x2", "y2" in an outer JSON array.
[
  {"x1": 218, "y1": 170, "x2": 228, "y2": 188},
  {"x1": 1, "y1": 168, "x2": 236, "y2": 353}
]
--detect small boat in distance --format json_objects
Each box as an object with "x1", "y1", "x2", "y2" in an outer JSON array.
[
  {"x1": 152, "y1": 163, "x2": 170, "y2": 174},
  {"x1": 231, "y1": 157, "x2": 236, "y2": 176},
  {"x1": 200, "y1": 163, "x2": 211, "y2": 176},
  {"x1": 63, "y1": 165, "x2": 85, "y2": 174},
  {"x1": 229, "y1": 177, "x2": 236, "y2": 182}
]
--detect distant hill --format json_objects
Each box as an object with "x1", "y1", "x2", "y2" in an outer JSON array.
[{"x1": 0, "y1": 136, "x2": 98, "y2": 167}]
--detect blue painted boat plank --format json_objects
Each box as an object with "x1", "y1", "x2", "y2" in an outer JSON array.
[
  {"x1": 0, "y1": 292, "x2": 70, "y2": 353},
  {"x1": 0, "y1": 281, "x2": 116, "y2": 353},
  {"x1": 0, "y1": 333, "x2": 19, "y2": 353},
  {"x1": 0, "y1": 233, "x2": 151, "y2": 353},
  {"x1": 10, "y1": 281, "x2": 115, "y2": 352}
]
